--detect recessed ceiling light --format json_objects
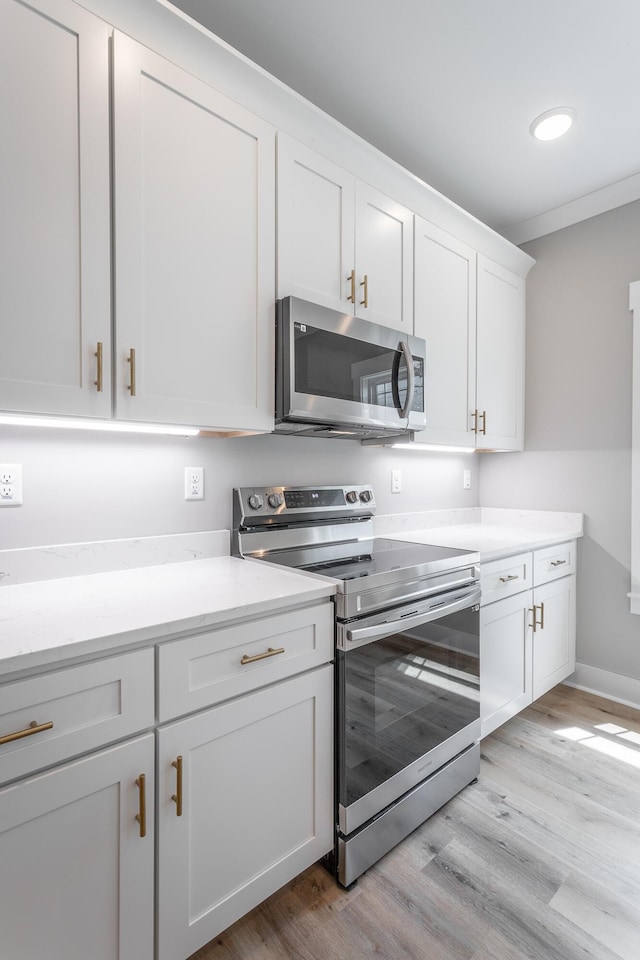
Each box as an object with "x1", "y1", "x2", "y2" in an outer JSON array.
[{"x1": 530, "y1": 107, "x2": 576, "y2": 141}]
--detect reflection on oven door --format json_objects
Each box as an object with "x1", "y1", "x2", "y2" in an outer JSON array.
[{"x1": 338, "y1": 605, "x2": 480, "y2": 834}]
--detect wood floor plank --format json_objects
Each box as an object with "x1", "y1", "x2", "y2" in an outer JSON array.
[
  {"x1": 550, "y1": 869, "x2": 640, "y2": 960},
  {"x1": 462, "y1": 775, "x2": 640, "y2": 908},
  {"x1": 188, "y1": 687, "x2": 640, "y2": 960}
]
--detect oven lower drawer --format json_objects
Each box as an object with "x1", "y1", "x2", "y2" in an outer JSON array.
[
  {"x1": 337, "y1": 742, "x2": 480, "y2": 888},
  {"x1": 338, "y1": 716, "x2": 480, "y2": 835}
]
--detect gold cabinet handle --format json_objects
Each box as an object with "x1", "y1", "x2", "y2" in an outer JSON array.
[
  {"x1": 470, "y1": 409, "x2": 478, "y2": 434},
  {"x1": 550, "y1": 559, "x2": 567, "y2": 567},
  {"x1": 479, "y1": 410, "x2": 487, "y2": 435},
  {"x1": 499, "y1": 574, "x2": 519, "y2": 583},
  {"x1": 135, "y1": 773, "x2": 147, "y2": 838},
  {"x1": 529, "y1": 603, "x2": 545, "y2": 632},
  {"x1": 347, "y1": 269, "x2": 356, "y2": 303},
  {"x1": 240, "y1": 646, "x2": 285, "y2": 666},
  {"x1": 360, "y1": 274, "x2": 369, "y2": 308},
  {"x1": 0, "y1": 719, "x2": 53, "y2": 747},
  {"x1": 94, "y1": 341, "x2": 103, "y2": 393},
  {"x1": 172, "y1": 756, "x2": 183, "y2": 817},
  {"x1": 128, "y1": 348, "x2": 136, "y2": 396}
]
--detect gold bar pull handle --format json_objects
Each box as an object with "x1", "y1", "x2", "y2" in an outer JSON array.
[
  {"x1": 0, "y1": 720, "x2": 53, "y2": 747},
  {"x1": 240, "y1": 646, "x2": 285, "y2": 666},
  {"x1": 347, "y1": 269, "x2": 356, "y2": 303},
  {"x1": 499, "y1": 574, "x2": 519, "y2": 583},
  {"x1": 94, "y1": 342, "x2": 103, "y2": 392},
  {"x1": 172, "y1": 756, "x2": 183, "y2": 817},
  {"x1": 470, "y1": 409, "x2": 478, "y2": 434},
  {"x1": 360, "y1": 274, "x2": 369, "y2": 308},
  {"x1": 128, "y1": 348, "x2": 136, "y2": 396},
  {"x1": 529, "y1": 604, "x2": 544, "y2": 632},
  {"x1": 479, "y1": 410, "x2": 487, "y2": 435},
  {"x1": 135, "y1": 773, "x2": 147, "y2": 838}
]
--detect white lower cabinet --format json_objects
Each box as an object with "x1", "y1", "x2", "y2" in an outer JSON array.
[
  {"x1": 480, "y1": 592, "x2": 532, "y2": 739},
  {"x1": 531, "y1": 575, "x2": 576, "y2": 700},
  {"x1": 156, "y1": 665, "x2": 333, "y2": 960},
  {"x1": 0, "y1": 602, "x2": 334, "y2": 960},
  {"x1": 0, "y1": 734, "x2": 155, "y2": 960},
  {"x1": 480, "y1": 542, "x2": 577, "y2": 737}
]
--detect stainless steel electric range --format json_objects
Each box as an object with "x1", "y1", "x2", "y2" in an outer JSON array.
[{"x1": 233, "y1": 484, "x2": 481, "y2": 887}]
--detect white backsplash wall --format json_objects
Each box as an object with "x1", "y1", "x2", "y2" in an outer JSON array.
[{"x1": 0, "y1": 426, "x2": 478, "y2": 550}]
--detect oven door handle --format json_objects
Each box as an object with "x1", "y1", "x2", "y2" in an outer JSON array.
[{"x1": 343, "y1": 587, "x2": 481, "y2": 649}]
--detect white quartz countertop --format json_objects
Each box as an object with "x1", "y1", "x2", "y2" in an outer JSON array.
[
  {"x1": 376, "y1": 508, "x2": 583, "y2": 561},
  {"x1": 0, "y1": 556, "x2": 335, "y2": 677}
]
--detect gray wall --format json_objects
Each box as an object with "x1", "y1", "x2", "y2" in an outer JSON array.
[
  {"x1": 0, "y1": 427, "x2": 478, "y2": 550},
  {"x1": 480, "y1": 199, "x2": 640, "y2": 682}
]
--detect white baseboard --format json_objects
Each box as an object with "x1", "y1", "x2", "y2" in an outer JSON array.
[{"x1": 564, "y1": 662, "x2": 640, "y2": 712}]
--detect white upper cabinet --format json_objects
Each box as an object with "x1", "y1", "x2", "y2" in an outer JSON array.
[
  {"x1": 0, "y1": 0, "x2": 111, "y2": 418},
  {"x1": 113, "y1": 33, "x2": 275, "y2": 432},
  {"x1": 475, "y1": 255, "x2": 525, "y2": 450},
  {"x1": 413, "y1": 218, "x2": 477, "y2": 447},
  {"x1": 413, "y1": 222, "x2": 526, "y2": 451},
  {"x1": 277, "y1": 134, "x2": 413, "y2": 333},
  {"x1": 276, "y1": 135, "x2": 355, "y2": 313},
  {"x1": 354, "y1": 181, "x2": 414, "y2": 332}
]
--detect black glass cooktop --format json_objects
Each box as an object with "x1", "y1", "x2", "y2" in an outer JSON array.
[{"x1": 258, "y1": 537, "x2": 476, "y2": 583}]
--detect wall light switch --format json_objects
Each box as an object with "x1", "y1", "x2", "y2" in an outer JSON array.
[
  {"x1": 391, "y1": 469, "x2": 402, "y2": 494},
  {"x1": 463, "y1": 469, "x2": 471, "y2": 490},
  {"x1": 0, "y1": 463, "x2": 23, "y2": 506},
  {"x1": 185, "y1": 466, "x2": 204, "y2": 500}
]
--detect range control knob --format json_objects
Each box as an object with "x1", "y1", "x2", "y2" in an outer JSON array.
[
  {"x1": 267, "y1": 492, "x2": 283, "y2": 509},
  {"x1": 359, "y1": 489, "x2": 373, "y2": 503},
  {"x1": 248, "y1": 494, "x2": 264, "y2": 510},
  {"x1": 345, "y1": 490, "x2": 359, "y2": 504}
]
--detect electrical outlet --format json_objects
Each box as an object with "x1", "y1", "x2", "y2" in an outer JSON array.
[
  {"x1": 185, "y1": 466, "x2": 204, "y2": 500},
  {"x1": 391, "y1": 469, "x2": 402, "y2": 494},
  {"x1": 463, "y1": 469, "x2": 471, "y2": 490},
  {"x1": 0, "y1": 463, "x2": 22, "y2": 506}
]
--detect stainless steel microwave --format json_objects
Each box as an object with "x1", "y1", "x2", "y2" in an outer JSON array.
[{"x1": 274, "y1": 297, "x2": 426, "y2": 440}]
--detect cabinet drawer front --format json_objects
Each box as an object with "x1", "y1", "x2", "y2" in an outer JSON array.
[
  {"x1": 158, "y1": 602, "x2": 334, "y2": 721},
  {"x1": 533, "y1": 541, "x2": 576, "y2": 585},
  {"x1": 0, "y1": 648, "x2": 154, "y2": 786},
  {"x1": 480, "y1": 552, "x2": 532, "y2": 606}
]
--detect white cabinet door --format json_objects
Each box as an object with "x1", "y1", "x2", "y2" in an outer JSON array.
[
  {"x1": 0, "y1": 0, "x2": 111, "y2": 418},
  {"x1": 277, "y1": 134, "x2": 355, "y2": 312},
  {"x1": 157, "y1": 665, "x2": 333, "y2": 960},
  {"x1": 277, "y1": 135, "x2": 413, "y2": 332},
  {"x1": 532, "y1": 575, "x2": 576, "y2": 700},
  {"x1": 480, "y1": 592, "x2": 532, "y2": 738},
  {"x1": 413, "y1": 218, "x2": 476, "y2": 446},
  {"x1": 476, "y1": 255, "x2": 525, "y2": 450},
  {"x1": 355, "y1": 181, "x2": 414, "y2": 333},
  {"x1": 113, "y1": 33, "x2": 275, "y2": 432},
  {"x1": 0, "y1": 734, "x2": 154, "y2": 960}
]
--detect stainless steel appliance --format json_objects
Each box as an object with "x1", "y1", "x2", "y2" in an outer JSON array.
[
  {"x1": 275, "y1": 297, "x2": 427, "y2": 441},
  {"x1": 233, "y1": 484, "x2": 481, "y2": 887}
]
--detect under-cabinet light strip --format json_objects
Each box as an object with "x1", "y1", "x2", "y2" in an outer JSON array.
[
  {"x1": 392, "y1": 443, "x2": 476, "y2": 453},
  {"x1": 0, "y1": 414, "x2": 199, "y2": 437}
]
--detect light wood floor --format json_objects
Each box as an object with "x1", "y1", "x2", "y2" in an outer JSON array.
[{"x1": 189, "y1": 686, "x2": 640, "y2": 960}]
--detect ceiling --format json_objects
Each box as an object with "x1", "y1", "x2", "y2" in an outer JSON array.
[{"x1": 167, "y1": 0, "x2": 640, "y2": 244}]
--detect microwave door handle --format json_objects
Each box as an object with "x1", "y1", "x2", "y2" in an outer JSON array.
[
  {"x1": 398, "y1": 340, "x2": 415, "y2": 420},
  {"x1": 344, "y1": 587, "x2": 481, "y2": 648}
]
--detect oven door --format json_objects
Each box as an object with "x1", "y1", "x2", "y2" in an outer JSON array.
[
  {"x1": 337, "y1": 587, "x2": 481, "y2": 836},
  {"x1": 276, "y1": 296, "x2": 426, "y2": 432}
]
